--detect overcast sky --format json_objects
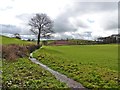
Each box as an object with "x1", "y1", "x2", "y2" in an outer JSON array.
[{"x1": 0, "y1": 0, "x2": 119, "y2": 40}]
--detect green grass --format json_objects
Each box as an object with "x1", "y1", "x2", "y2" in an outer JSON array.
[
  {"x1": 1, "y1": 36, "x2": 68, "y2": 88},
  {"x1": 33, "y1": 44, "x2": 119, "y2": 88},
  {"x1": 0, "y1": 36, "x2": 34, "y2": 45},
  {"x1": 2, "y1": 58, "x2": 67, "y2": 89}
]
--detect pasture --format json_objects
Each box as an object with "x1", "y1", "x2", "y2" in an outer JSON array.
[
  {"x1": 33, "y1": 44, "x2": 119, "y2": 88},
  {"x1": 44, "y1": 45, "x2": 118, "y2": 71}
]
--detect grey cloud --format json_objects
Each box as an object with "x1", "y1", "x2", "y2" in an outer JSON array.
[
  {"x1": 83, "y1": 31, "x2": 92, "y2": 37},
  {"x1": 0, "y1": 24, "x2": 32, "y2": 35},
  {"x1": 54, "y1": 16, "x2": 76, "y2": 33},
  {"x1": 16, "y1": 13, "x2": 34, "y2": 22},
  {"x1": 56, "y1": 2, "x2": 117, "y2": 18},
  {"x1": 118, "y1": 2, "x2": 120, "y2": 29},
  {"x1": 74, "y1": 19, "x2": 89, "y2": 28},
  {"x1": 53, "y1": 2, "x2": 117, "y2": 34},
  {"x1": 74, "y1": 2, "x2": 118, "y2": 31},
  {"x1": 71, "y1": 2, "x2": 117, "y2": 15},
  {"x1": 100, "y1": 12, "x2": 118, "y2": 30},
  {"x1": 0, "y1": 24, "x2": 21, "y2": 34},
  {"x1": 104, "y1": 20, "x2": 118, "y2": 30}
]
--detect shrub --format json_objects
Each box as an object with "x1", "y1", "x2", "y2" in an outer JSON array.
[{"x1": 2, "y1": 44, "x2": 40, "y2": 61}]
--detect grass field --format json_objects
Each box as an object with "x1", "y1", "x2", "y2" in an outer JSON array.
[
  {"x1": 0, "y1": 35, "x2": 34, "y2": 45},
  {"x1": 33, "y1": 44, "x2": 119, "y2": 88}
]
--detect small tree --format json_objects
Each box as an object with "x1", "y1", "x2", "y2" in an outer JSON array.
[
  {"x1": 14, "y1": 33, "x2": 21, "y2": 39},
  {"x1": 42, "y1": 40, "x2": 48, "y2": 45},
  {"x1": 27, "y1": 39, "x2": 31, "y2": 41},
  {"x1": 28, "y1": 13, "x2": 54, "y2": 46}
]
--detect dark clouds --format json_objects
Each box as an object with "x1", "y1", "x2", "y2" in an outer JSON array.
[
  {"x1": 16, "y1": 13, "x2": 34, "y2": 23},
  {"x1": 60, "y1": 2, "x2": 117, "y2": 16},
  {"x1": 0, "y1": 24, "x2": 21, "y2": 34},
  {"x1": 53, "y1": 14, "x2": 76, "y2": 33},
  {"x1": 0, "y1": 24, "x2": 32, "y2": 35},
  {"x1": 99, "y1": 10, "x2": 118, "y2": 30},
  {"x1": 51, "y1": 2, "x2": 118, "y2": 38},
  {"x1": 118, "y1": 2, "x2": 120, "y2": 29},
  {"x1": 53, "y1": 2, "x2": 118, "y2": 34},
  {"x1": 74, "y1": 2, "x2": 117, "y2": 13},
  {"x1": 71, "y1": 18, "x2": 90, "y2": 28},
  {"x1": 102, "y1": 19, "x2": 118, "y2": 30}
]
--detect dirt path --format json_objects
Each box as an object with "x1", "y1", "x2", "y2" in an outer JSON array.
[{"x1": 29, "y1": 53, "x2": 87, "y2": 89}]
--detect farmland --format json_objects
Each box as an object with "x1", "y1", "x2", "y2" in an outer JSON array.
[{"x1": 33, "y1": 44, "x2": 119, "y2": 88}]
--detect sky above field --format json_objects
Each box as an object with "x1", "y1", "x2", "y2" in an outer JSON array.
[{"x1": 0, "y1": 0, "x2": 119, "y2": 40}]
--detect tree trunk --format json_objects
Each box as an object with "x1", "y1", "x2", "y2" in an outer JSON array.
[{"x1": 37, "y1": 29, "x2": 41, "y2": 45}]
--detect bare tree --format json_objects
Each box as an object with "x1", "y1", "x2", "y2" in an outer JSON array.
[{"x1": 28, "y1": 13, "x2": 54, "y2": 46}]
